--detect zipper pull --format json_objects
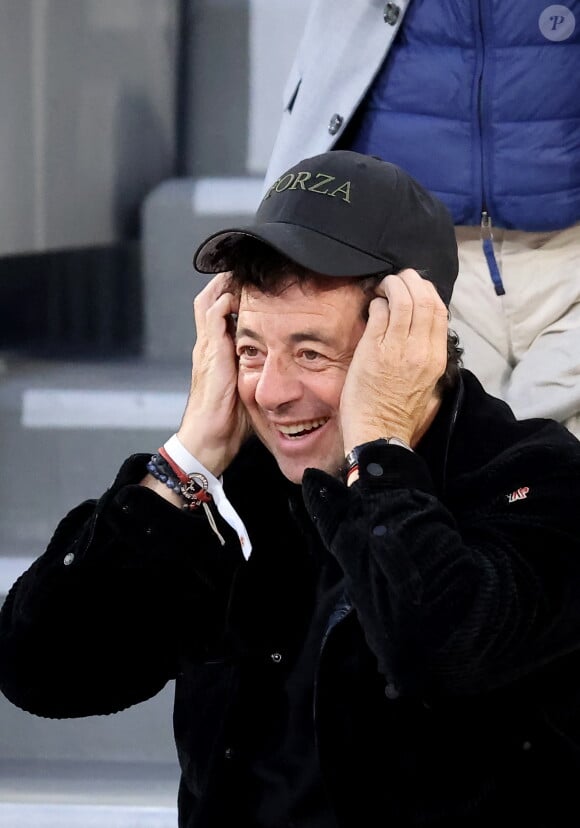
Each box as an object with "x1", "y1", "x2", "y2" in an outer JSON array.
[{"x1": 480, "y1": 211, "x2": 505, "y2": 296}]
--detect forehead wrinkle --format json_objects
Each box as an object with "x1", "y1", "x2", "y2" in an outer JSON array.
[
  {"x1": 236, "y1": 298, "x2": 340, "y2": 345},
  {"x1": 237, "y1": 285, "x2": 364, "y2": 349}
]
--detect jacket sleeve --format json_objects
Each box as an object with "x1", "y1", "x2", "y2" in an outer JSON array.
[
  {"x1": 0, "y1": 454, "x2": 244, "y2": 719},
  {"x1": 302, "y1": 439, "x2": 580, "y2": 699}
]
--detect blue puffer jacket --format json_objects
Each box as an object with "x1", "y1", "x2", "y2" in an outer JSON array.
[{"x1": 344, "y1": 0, "x2": 580, "y2": 231}]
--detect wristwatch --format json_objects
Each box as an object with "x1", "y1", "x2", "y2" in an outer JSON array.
[{"x1": 345, "y1": 437, "x2": 413, "y2": 474}]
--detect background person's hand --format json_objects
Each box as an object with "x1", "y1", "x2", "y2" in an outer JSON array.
[
  {"x1": 177, "y1": 273, "x2": 252, "y2": 476},
  {"x1": 340, "y1": 269, "x2": 449, "y2": 452}
]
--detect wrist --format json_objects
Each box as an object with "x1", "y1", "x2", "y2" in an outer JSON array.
[
  {"x1": 141, "y1": 473, "x2": 185, "y2": 507},
  {"x1": 175, "y1": 431, "x2": 227, "y2": 478},
  {"x1": 146, "y1": 450, "x2": 212, "y2": 512},
  {"x1": 343, "y1": 437, "x2": 414, "y2": 484},
  {"x1": 345, "y1": 436, "x2": 413, "y2": 460}
]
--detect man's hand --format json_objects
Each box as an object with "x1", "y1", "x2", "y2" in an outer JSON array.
[
  {"x1": 340, "y1": 269, "x2": 449, "y2": 452},
  {"x1": 177, "y1": 273, "x2": 251, "y2": 477}
]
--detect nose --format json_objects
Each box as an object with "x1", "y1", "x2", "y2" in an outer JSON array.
[{"x1": 254, "y1": 354, "x2": 303, "y2": 411}]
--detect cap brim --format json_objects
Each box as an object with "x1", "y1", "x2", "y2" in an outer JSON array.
[{"x1": 193, "y1": 222, "x2": 394, "y2": 277}]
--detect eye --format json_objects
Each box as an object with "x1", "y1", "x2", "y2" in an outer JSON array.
[
  {"x1": 301, "y1": 349, "x2": 321, "y2": 361},
  {"x1": 237, "y1": 345, "x2": 259, "y2": 358}
]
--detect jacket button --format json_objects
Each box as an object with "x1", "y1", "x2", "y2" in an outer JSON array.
[
  {"x1": 383, "y1": 3, "x2": 400, "y2": 25},
  {"x1": 328, "y1": 113, "x2": 344, "y2": 135},
  {"x1": 372, "y1": 524, "x2": 387, "y2": 537},
  {"x1": 384, "y1": 681, "x2": 400, "y2": 700},
  {"x1": 270, "y1": 652, "x2": 283, "y2": 664},
  {"x1": 367, "y1": 462, "x2": 384, "y2": 477},
  {"x1": 224, "y1": 746, "x2": 234, "y2": 760},
  {"x1": 522, "y1": 741, "x2": 532, "y2": 751},
  {"x1": 63, "y1": 552, "x2": 75, "y2": 566}
]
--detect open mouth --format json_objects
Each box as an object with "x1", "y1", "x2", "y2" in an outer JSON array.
[{"x1": 277, "y1": 417, "x2": 329, "y2": 438}]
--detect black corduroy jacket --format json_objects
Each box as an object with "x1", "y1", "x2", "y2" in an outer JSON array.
[{"x1": 2, "y1": 370, "x2": 580, "y2": 827}]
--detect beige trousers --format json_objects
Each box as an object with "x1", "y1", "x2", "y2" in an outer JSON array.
[{"x1": 450, "y1": 223, "x2": 580, "y2": 440}]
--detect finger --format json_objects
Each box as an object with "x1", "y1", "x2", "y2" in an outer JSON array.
[
  {"x1": 204, "y1": 291, "x2": 238, "y2": 341},
  {"x1": 396, "y1": 269, "x2": 441, "y2": 337},
  {"x1": 193, "y1": 272, "x2": 232, "y2": 334},
  {"x1": 430, "y1": 301, "x2": 450, "y2": 377},
  {"x1": 396, "y1": 268, "x2": 445, "y2": 313},
  {"x1": 397, "y1": 269, "x2": 449, "y2": 373},
  {"x1": 369, "y1": 274, "x2": 413, "y2": 339}
]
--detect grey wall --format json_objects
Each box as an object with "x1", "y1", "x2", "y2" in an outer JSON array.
[
  {"x1": 0, "y1": 0, "x2": 178, "y2": 256},
  {"x1": 0, "y1": 0, "x2": 310, "y2": 256},
  {"x1": 183, "y1": 0, "x2": 251, "y2": 176},
  {"x1": 183, "y1": 0, "x2": 310, "y2": 177}
]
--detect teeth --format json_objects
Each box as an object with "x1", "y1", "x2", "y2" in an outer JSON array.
[{"x1": 278, "y1": 418, "x2": 328, "y2": 436}]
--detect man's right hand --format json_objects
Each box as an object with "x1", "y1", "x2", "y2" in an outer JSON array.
[{"x1": 176, "y1": 273, "x2": 251, "y2": 477}]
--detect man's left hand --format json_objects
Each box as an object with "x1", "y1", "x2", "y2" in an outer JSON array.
[{"x1": 340, "y1": 269, "x2": 449, "y2": 451}]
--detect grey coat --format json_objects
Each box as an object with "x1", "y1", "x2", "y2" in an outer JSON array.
[{"x1": 264, "y1": 0, "x2": 411, "y2": 190}]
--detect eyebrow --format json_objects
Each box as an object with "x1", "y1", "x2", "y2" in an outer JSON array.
[{"x1": 235, "y1": 326, "x2": 337, "y2": 348}]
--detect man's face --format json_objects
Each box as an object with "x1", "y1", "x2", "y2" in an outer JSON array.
[{"x1": 236, "y1": 277, "x2": 367, "y2": 483}]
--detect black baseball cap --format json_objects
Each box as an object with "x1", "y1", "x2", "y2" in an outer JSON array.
[{"x1": 193, "y1": 150, "x2": 458, "y2": 306}]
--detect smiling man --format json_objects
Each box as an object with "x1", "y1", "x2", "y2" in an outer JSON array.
[
  {"x1": 235, "y1": 276, "x2": 366, "y2": 483},
  {"x1": 2, "y1": 151, "x2": 580, "y2": 828}
]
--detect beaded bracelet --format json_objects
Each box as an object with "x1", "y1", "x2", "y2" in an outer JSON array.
[{"x1": 147, "y1": 452, "x2": 212, "y2": 512}]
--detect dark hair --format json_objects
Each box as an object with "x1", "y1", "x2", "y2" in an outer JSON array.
[{"x1": 219, "y1": 236, "x2": 462, "y2": 394}]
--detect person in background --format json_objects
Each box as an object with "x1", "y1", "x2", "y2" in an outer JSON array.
[
  {"x1": 265, "y1": 0, "x2": 580, "y2": 439},
  {"x1": 1, "y1": 150, "x2": 580, "y2": 827}
]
